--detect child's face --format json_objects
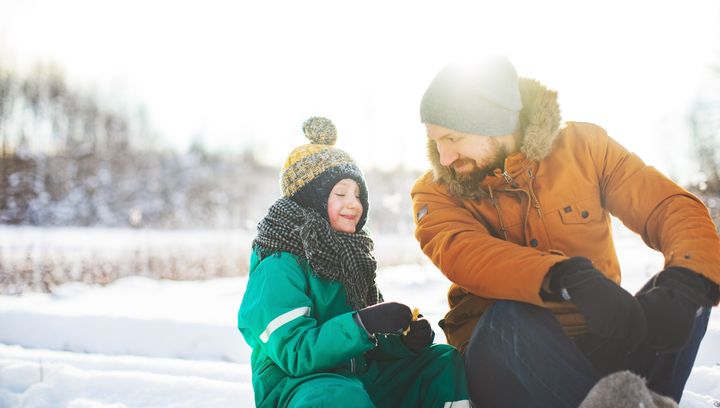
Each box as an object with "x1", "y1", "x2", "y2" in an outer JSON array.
[{"x1": 327, "y1": 178, "x2": 364, "y2": 233}]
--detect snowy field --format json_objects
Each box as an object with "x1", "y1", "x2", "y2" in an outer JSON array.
[
  {"x1": 0, "y1": 224, "x2": 719, "y2": 407},
  {"x1": 0, "y1": 227, "x2": 425, "y2": 295}
]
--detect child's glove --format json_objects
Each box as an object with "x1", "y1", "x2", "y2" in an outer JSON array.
[
  {"x1": 402, "y1": 317, "x2": 434, "y2": 351},
  {"x1": 636, "y1": 266, "x2": 719, "y2": 352},
  {"x1": 356, "y1": 302, "x2": 412, "y2": 335}
]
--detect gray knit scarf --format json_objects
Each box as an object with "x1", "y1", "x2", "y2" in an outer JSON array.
[{"x1": 253, "y1": 198, "x2": 381, "y2": 310}]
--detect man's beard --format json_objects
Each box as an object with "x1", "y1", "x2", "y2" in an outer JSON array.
[{"x1": 450, "y1": 145, "x2": 508, "y2": 185}]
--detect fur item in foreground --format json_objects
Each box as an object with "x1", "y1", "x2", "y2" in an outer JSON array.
[{"x1": 579, "y1": 371, "x2": 678, "y2": 408}]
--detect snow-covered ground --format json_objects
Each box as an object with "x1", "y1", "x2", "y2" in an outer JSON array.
[
  {"x1": 0, "y1": 224, "x2": 718, "y2": 407},
  {"x1": 0, "y1": 227, "x2": 425, "y2": 296}
]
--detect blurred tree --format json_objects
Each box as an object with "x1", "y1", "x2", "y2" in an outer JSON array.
[
  {"x1": 690, "y1": 86, "x2": 720, "y2": 192},
  {"x1": 0, "y1": 58, "x2": 425, "y2": 232},
  {"x1": 0, "y1": 65, "x2": 13, "y2": 157},
  {"x1": 365, "y1": 166, "x2": 421, "y2": 235},
  {"x1": 688, "y1": 57, "x2": 720, "y2": 229},
  {"x1": 46, "y1": 64, "x2": 68, "y2": 149}
]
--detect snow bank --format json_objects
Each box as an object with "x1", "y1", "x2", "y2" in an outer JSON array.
[{"x1": 0, "y1": 222, "x2": 718, "y2": 407}]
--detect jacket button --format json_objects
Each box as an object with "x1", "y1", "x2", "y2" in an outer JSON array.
[
  {"x1": 530, "y1": 238, "x2": 538, "y2": 247},
  {"x1": 581, "y1": 210, "x2": 589, "y2": 218}
]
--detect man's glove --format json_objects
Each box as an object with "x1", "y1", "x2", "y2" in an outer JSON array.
[
  {"x1": 636, "y1": 266, "x2": 719, "y2": 352},
  {"x1": 402, "y1": 317, "x2": 434, "y2": 351},
  {"x1": 543, "y1": 256, "x2": 647, "y2": 351},
  {"x1": 356, "y1": 302, "x2": 412, "y2": 335}
]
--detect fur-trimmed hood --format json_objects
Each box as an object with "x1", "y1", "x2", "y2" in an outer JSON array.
[{"x1": 426, "y1": 78, "x2": 562, "y2": 199}]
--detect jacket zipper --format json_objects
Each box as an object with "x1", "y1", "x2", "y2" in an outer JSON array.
[
  {"x1": 527, "y1": 168, "x2": 542, "y2": 218},
  {"x1": 501, "y1": 171, "x2": 513, "y2": 184}
]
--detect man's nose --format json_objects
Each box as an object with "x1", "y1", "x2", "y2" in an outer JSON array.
[{"x1": 437, "y1": 143, "x2": 458, "y2": 167}]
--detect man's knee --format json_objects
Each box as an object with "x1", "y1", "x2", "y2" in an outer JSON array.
[
  {"x1": 489, "y1": 300, "x2": 550, "y2": 321},
  {"x1": 465, "y1": 301, "x2": 559, "y2": 364},
  {"x1": 469, "y1": 300, "x2": 549, "y2": 340}
]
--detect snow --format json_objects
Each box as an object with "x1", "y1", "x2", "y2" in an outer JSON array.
[{"x1": 1, "y1": 224, "x2": 719, "y2": 407}]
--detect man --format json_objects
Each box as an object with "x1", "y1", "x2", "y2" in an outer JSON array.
[{"x1": 411, "y1": 55, "x2": 720, "y2": 407}]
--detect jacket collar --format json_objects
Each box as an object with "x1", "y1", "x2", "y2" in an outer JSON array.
[{"x1": 427, "y1": 78, "x2": 562, "y2": 199}]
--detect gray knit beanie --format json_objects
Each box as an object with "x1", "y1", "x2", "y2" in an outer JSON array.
[{"x1": 420, "y1": 55, "x2": 522, "y2": 136}]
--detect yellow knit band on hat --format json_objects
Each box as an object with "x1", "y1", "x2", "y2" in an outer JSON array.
[{"x1": 281, "y1": 146, "x2": 357, "y2": 198}]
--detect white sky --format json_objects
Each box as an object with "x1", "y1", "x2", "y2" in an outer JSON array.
[{"x1": 1, "y1": 0, "x2": 719, "y2": 178}]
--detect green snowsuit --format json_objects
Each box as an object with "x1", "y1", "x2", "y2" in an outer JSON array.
[{"x1": 238, "y1": 249, "x2": 469, "y2": 407}]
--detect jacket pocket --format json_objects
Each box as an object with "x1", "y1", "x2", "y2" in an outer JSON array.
[{"x1": 557, "y1": 197, "x2": 603, "y2": 224}]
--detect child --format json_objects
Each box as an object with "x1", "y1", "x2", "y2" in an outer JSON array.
[{"x1": 238, "y1": 117, "x2": 469, "y2": 407}]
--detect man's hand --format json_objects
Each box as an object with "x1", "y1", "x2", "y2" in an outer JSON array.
[
  {"x1": 636, "y1": 266, "x2": 719, "y2": 352},
  {"x1": 402, "y1": 317, "x2": 434, "y2": 351},
  {"x1": 543, "y1": 256, "x2": 647, "y2": 351},
  {"x1": 356, "y1": 302, "x2": 413, "y2": 335}
]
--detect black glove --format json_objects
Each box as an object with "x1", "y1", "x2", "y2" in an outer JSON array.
[
  {"x1": 402, "y1": 317, "x2": 434, "y2": 351},
  {"x1": 543, "y1": 257, "x2": 647, "y2": 351},
  {"x1": 356, "y1": 302, "x2": 412, "y2": 335},
  {"x1": 636, "y1": 266, "x2": 719, "y2": 352}
]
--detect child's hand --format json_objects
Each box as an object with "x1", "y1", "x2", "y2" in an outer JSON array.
[
  {"x1": 402, "y1": 317, "x2": 434, "y2": 351},
  {"x1": 356, "y1": 302, "x2": 412, "y2": 335},
  {"x1": 403, "y1": 308, "x2": 420, "y2": 335}
]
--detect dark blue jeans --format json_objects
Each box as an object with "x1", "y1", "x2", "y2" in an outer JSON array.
[{"x1": 464, "y1": 300, "x2": 711, "y2": 408}]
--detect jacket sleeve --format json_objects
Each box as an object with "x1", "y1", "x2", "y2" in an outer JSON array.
[
  {"x1": 238, "y1": 254, "x2": 376, "y2": 377},
  {"x1": 591, "y1": 126, "x2": 720, "y2": 287},
  {"x1": 411, "y1": 174, "x2": 566, "y2": 306}
]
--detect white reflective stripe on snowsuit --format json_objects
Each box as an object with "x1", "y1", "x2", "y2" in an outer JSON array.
[
  {"x1": 259, "y1": 306, "x2": 311, "y2": 343},
  {"x1": 444, "y1": 400, "x2": 471, "y2": 408}
]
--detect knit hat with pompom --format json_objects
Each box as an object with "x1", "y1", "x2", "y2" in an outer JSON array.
[{"x1": 281, "y1": 117, "x2": 369, "y2": 231}]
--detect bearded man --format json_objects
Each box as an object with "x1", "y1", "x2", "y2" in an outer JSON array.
[{"x1": 411, "y1": 55, "x2": 720, "y2": 407}]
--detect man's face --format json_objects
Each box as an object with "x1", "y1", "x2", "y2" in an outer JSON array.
[{"x1": 426, "y1": 123, "x2": 509, "y2": 181}]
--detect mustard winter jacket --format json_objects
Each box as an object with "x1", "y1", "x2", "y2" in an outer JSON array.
[{"x1": 411, "y1": 78, "x2": 720, "y2": 352}]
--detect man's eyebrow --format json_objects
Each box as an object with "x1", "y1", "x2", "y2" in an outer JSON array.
[{"x1": 427, "y1": 132, "x2": 455, "y2": 140}]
